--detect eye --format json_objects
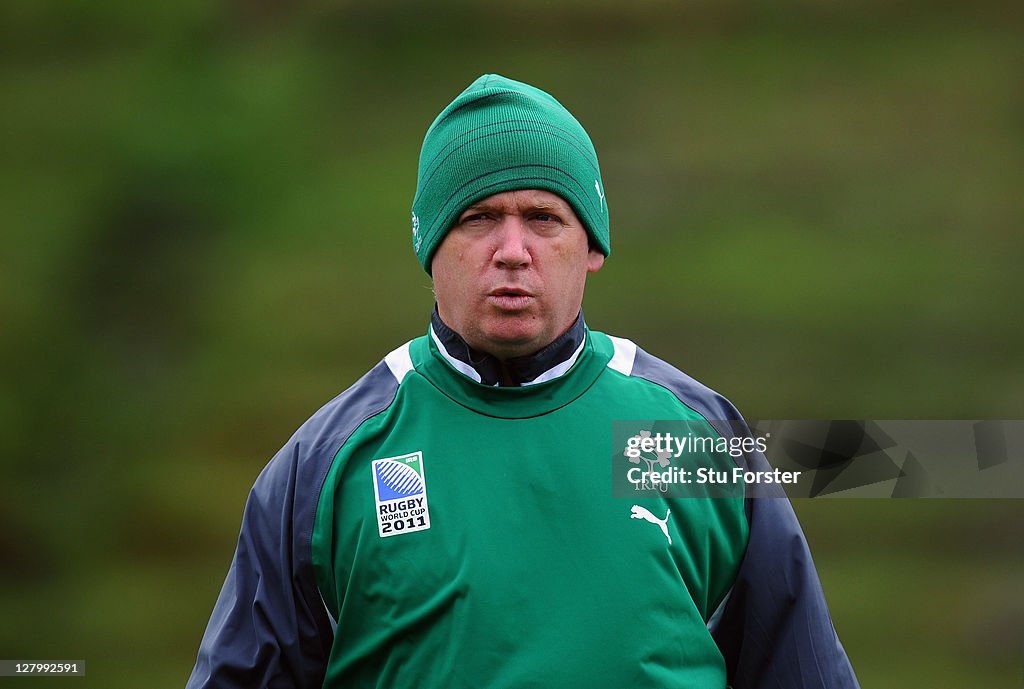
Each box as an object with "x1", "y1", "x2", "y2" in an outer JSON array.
[
  {"x1": 531, "y1": 212, "x2": 562, "y2": 224},
  {"x1": 458, "y1": 212, "x2": 491, "y2": 225}
]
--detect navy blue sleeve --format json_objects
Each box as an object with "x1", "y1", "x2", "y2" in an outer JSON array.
[
  {"x1": 185, "y1": 362, "x2": 399, "y2": 689},
  {"x1": 709, "y1": 487, "x2": 859, "y2": 688},
  {"x1": 631, "y1": 347, "x2": 860, "y2": 689}
]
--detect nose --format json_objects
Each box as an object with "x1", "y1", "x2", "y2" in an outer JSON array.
[{"x1": 492, "y1": 216, "x2": 532, "y2": 268}]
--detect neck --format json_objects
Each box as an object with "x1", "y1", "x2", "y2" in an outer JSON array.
[{"x1": 430, "y1": 308, "x2": 587, "y2": 387}]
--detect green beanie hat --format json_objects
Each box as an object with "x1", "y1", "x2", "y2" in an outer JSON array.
[{"x1": 411, "y1": 73, "x2": 610, "y2": 273}]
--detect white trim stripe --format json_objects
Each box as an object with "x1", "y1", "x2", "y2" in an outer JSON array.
[
  {"x1": 522, "y1": 338, "x2": 586, "y2": 386},
  {"x1": 706, "y1": 588, "x2": 732, "y2": 633},
  {"x1": 384, "y1": 341, "x2": 415, "y2": 384},
  {"x1": 429, "y1": 327, "x2": 485, "y2": 384},
  {"x1": 318, "y1": 587, "x2": 338, "y2": 634},
  {"x1": 606, "y1": 335, "x2": 637, "y2": 375}
]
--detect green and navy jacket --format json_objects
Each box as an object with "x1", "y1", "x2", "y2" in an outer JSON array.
[{"x1": 186, "y1": 313, "x2": 859, "y2": 689}]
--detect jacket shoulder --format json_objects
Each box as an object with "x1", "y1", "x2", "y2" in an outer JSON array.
[
  {"x1": 591, "y1": 331, "x2": 745, "y2": 425},
  {"x1": 185, "y1": 341, "x2": 415, "y2": 689}
]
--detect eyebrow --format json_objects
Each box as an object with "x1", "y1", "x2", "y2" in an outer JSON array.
[{"x1": 461, "y1": 199, "x2": 569, "y2": 215}]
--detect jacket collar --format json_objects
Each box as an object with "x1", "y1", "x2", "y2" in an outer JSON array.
[{"x1": 429, "y1": 307, "x2": 587, "y2": 387}]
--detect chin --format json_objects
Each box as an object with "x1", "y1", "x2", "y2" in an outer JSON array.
[{"x1": 479, "y1": 322, "x2": 544, "y2": 354}]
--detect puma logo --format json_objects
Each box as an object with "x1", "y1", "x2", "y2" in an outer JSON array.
[{"x1": 630, "y1": 505, "x2": 672, "y2": 545}]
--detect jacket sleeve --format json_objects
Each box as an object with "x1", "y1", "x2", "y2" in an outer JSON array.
[
  {"x1": 628, "y1": 344, "x2": 859, "y2": 688},
  {"x1": 708, "y1": 469, "x2": 860, "y2": 688},
  {"x1": 184, "y1": 440, "x2": 334, "y2": 689},
  {"x1": 185, "y1": 360, "x2": 401, "y2": 689}
]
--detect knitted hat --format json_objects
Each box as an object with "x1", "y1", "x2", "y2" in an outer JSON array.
[{"x1": 411, "y1": 74, "x2": 610, "y2": 273}]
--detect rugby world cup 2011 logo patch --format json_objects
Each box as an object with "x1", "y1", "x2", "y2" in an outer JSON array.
[{"x1": 372, "y1": 451, "x2": 431, "y2": 538}]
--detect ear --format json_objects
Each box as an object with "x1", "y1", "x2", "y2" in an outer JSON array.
[{"x1": 586, "y1": 248, "x2": 605, "y2": 273}]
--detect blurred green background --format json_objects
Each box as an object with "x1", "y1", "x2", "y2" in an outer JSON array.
[{"x1": 2, "y1": 1, "x2": 1022, "y2": 686}]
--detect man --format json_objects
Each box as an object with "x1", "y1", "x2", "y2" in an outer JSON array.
[{"x1": 186, "y1": 74, "x2": 859, "y2": 688}]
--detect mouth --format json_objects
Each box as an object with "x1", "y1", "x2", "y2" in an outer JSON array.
[{"x1": 487, "y1": 288, "x2": 534, "y2": 311}]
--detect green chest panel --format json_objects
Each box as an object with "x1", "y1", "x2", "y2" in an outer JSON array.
[{"x1": 311, "y1": 335, "x2": 747, "y2": 689}]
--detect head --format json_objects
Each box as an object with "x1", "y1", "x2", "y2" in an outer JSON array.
[
  {"x1": 431, "y1": 188, "x2": 604, "y2": 359},
  {"x1": 411, "y1": 74, "x2": 610, "y2": 359}
]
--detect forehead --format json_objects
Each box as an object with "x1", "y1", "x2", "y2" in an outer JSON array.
[{"x1": 462, "y1": 189, "x2": 574, "y2": 214}]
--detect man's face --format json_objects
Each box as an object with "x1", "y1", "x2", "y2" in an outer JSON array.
[{"x1": 431, "y1": 189, "x2": 605, "y2": 360}]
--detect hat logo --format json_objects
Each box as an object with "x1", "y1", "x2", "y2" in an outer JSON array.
[
  {"x1": 594, "y1": 180, "x2": 605, "y2": 212},
  {"x1": 411, "y1": 212, "x2": 422, "y2": 252}
]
